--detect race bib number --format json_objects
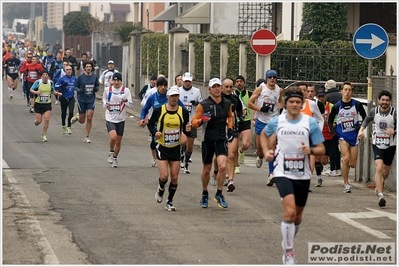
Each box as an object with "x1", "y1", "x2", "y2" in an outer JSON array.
[
  {"x1": 283, "y1": 153, "x2": 305, "y2": 176},
  {"x1": 375, "y1": 134, "x2": 390, "y2": 149},
  {"x1": 184, "y1": 104, "x2": 192, "y2": 114},
  {"x1": 108, "y1": 102, "x2": 121, "y2": 114},
  {"x1": 8, "y1": 66, "x2": 15, "y2": 73},
  {"x1": 341, "y1": 117, "x2": 355, "y2": 132},
  {"x1": 40, "y1": 94, "x2": 50, "y2": 103},
  {"x1": 29, "y1": 71, "x2": 37, "y2": 79},
  {"x1": 164, "y1": 129, "x2": 180, "y2": 147},
  {"x1": 85, "y1": 85, "x2": 94, "y2": 94},
  {"x1": 263, "y1": 101, "x2": 275, "y2": 113}
]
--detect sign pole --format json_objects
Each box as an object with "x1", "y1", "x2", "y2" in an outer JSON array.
[
  {"x1": 364, "y1": 60, "x2": 373, "y2": 182},
  {"x1": 261, "y1": 56, "x2": 265, "y2": 81}
]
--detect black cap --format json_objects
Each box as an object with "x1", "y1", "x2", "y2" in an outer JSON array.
[
  {"x1": 41, "y1": 70, "x2": 49, "y2": 75},
  {"x1": 150, "y1": 75, "x2": 157, "y2": 81},
  {"x1": 157, "y1": 77, "x2": 168, "y2": 87},
  {"x1": 112, "y1": 72, "x2": 122, "y2": 81},
  {"x1": 236, "y1": 75, "x2": 245, "y2": 83},
  {"x1": 316, "y1": 88, "x2": 326, "y2": 96}
]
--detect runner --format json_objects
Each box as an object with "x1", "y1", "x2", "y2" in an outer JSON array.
[
  {"x1": 149, "y1": 87, "x2": 191, "y2": 211},
  {"x1": 30, "y1": 70, "x2": 62, "y2": 142},
  {"x1": 102, "y1": 73, "x2": 133, "y2": 168}
]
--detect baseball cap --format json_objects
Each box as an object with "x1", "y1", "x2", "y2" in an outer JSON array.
[
  {"x1": 316, "y1": 88, "x2": 326, "y2": 96},
  {"x1": 325, "y1": 79, "x2": 336, "y2": 90},
  {"x1": 167, "y1": 86, "x2": 180, "y2": 96},
  {"x1": 265, "y1": 69, "x2": 278, "y2": 79},
  {"x1": 112, "y1": 72, "x2": 122, "y2": 81},
  {"x1": 108, "y1": 60, "x2": 114, "y2": 64},
  {"x1": 208, "y1": 78, "x2": 222, "y2": 88},
  {"x1": 10, "y1": 51, "x2": 16, "y2": 56},
  {"x1": 47, "y1": 48, "x2": 53, "y2": 52},
  {"x1": 182, "y1": 72, "x2": 193, "y2": 81},
  {"x1": 236, "y1": 75, "x2": 245, "y2": 82}
]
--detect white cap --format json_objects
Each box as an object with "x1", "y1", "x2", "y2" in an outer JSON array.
[
  {"x1": 208, "y1": 78, "x2": 222, "y2": 88},
  {"x1": 167, "y1": 86, "x2": 180, "y2": 96},
  {"x1": 108, "y1": 60, "x2": 114, "y2": 64},
  {"x1": 182, "y1": 72, "x2": 193, "y2": 81},
  {"x1": 325, "y1": 79, "x2": 336, "y2": 90}
]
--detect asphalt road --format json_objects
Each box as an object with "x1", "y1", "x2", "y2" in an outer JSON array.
[{"x1": 2, "y1": 79, "x2": 397, "y2": 265}]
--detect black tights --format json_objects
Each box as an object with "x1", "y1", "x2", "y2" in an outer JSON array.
[{"x1": 60, "y1": 97, "x2": 75, "y2": 127}]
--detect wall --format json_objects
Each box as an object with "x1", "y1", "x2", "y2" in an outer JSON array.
[{"x1": 212, "y1": 3, "x2": 239, "y2": 34}]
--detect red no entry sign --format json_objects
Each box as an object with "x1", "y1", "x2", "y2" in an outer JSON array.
[{"x1": 251, "y1": 29, "x2": 277, "y2": 56}]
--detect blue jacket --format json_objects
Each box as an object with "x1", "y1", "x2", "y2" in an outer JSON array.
[
  {"x1": 140, "y1": 91, "x2": 186, "y2": 120},
  {"x1": 74, "y1": 73, "x2": 99, "y2": 103},
  {"x1": 55, "y1": 75, "x2": 77, "y2": 99}
]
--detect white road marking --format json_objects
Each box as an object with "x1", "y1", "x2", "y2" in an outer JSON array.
[
  {"x1": 328, "y1": 208, "x2": 396, "y2": 239},
  {"x1": 3, "y1": 159, "x2": 59, "y2": 264}
]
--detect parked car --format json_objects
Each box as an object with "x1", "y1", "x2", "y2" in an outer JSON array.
[
  {"x1": 3, "y1": 27, "x2": 13, "y2": 37},
  {"x1": 13, "y1": 32, "x2": 26, "y2": 40}
]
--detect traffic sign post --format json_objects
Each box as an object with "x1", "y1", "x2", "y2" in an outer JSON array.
[
  {"x1": 251, "y1": 29, "x2": 277, "y2": 56},
  {"x1": 251, "y1": 29, "x2": 277, "y2": 80},
  {"x1": 353, "y1": 23, "x2": 389, "y2": 184},
  {"x1": 353, "y1": 23, "x2": 389, "y2": 60}
]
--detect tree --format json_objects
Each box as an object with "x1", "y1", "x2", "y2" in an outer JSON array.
[
  {"x1": 115, "y1": 23, "x2": 142, "y2": 44},
  {"x1": 63, "y1": 11, "x2": 97, "y2": 36},
  {"x1": 300, "y1": 3, "x2": 348, "y2": 43}
]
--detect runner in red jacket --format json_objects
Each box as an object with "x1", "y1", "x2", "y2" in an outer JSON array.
[{"x1": 20, "y1": 54, "x2": 44, "y2": 113}]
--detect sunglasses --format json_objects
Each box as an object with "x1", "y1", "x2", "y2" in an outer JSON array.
[
  {"x1": 27, "y1": 57, "x2": 32, "y2": 59},
  {"x1": 268, "y1": 77, "x2": 277, "y2": 79}
]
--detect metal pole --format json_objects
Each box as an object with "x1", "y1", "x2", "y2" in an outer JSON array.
[
  {"x1": 364, "y1": 59, "x2": 373, "y2": 182},
  {"x1": 42, "y1": 3, "x2": 45, "y2": 45},
  {"x1": 30, "y1": 3, "x2": 35, "y2": 41},
  {"x1": 261, "y1": 56, "x2": 265, "y2": 80}
]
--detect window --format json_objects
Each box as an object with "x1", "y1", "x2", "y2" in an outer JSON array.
[
  {"x1": 113, "y1": 12, "x2": 126, "y2": 22},
  {"x1": 80, "y1": 6, "x2": 89, "y2": 13},
  {"x1": 238, "y1": 2, "x2": 273, "y2": 36},
  {"x1": 104, "y1": 13, "x2": 111, "y2": 22}
]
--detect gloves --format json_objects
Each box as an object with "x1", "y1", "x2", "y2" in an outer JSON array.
[
  {"x1": 260, "y1": 105, "x2": 270, "y2": 113},
  {"x1": 190, "y1": 100, "x2": 198, "y2": 106},
  {"x1": 201, "y1": 112, "x2": 211, "y2": 122},
  {"x1": 227, "y1": 128, "x2": 235, "y2": 142}
]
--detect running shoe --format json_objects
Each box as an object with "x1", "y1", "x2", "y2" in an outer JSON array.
[
  {"x1": 155, "y1": 185, "x2": 165, "y2": 203},
  {"x1": 29, "y1": 107, "x2": 35, "y2": 113},
  {"x1": 256, "y1": 156, "x2": 263, "y2": 168},
  {"x1": 183, "y1": 164, "x2": 191, "y2": 174},
  {"x1": 282, "y1": 252, "x2": 298, "y2": 265},
  {"x1": 343, "y1": 184, "x2": 352, "y2": 193},
  {"x1": 112, "y1": 158, "x2": 118, "y2": 168},
  {"x1": 227, "y1": 180, "x2": 235, "y2": 192},
  {"x1": 322, "y1": 170, "x2": 332, "y2": 176},
  {"x1": 34, "y1": 120, "x2": 39, "y2": 126},
  {"x1": 108, "y1": 152, "x2": 114, "y2": 164},
  {"x1": 55, "y1": 100, "x2": 60, "y2": 105},
  {"x1": 211, "y1": 173, "x2": 217, "y2": 186},
  {"x1": 234, "y1": 166, "x2": 241, "y2": 174},
  {"x1": 238, "y1": 148, "x2": 245, "y2": 164},
  {"x1": 266, "y1": 173, "x2": 274, "y2": 186},
  {"x1": 150, "y1": 158, "x2": 157, "y2": 167},
  {"x1": 84, "y1": 136, "x2": 92, "y2": 143},
  {"x1": 315, "y1": 178, "x2": 323, "y2": 187},
  {"x1": 41, "y1": 134, "x2": 48, "y2": 142},
  {"x1": 223, "y1": 177, "x2": 229, "y2": 186},
  {"x1": 214, "y1": 194, "x2": 228, "y2": 208},
  {"x1": 335, "y1": 169, "x2": 342, "y2": 176},
  {"x1": 165, "y1": 201, "x2": 176, "y2": 211},
  {"x1": 378, "y1": 196, "x2": 386, "y2": 207},
  {"x1": 200, "y1": 194, "x2": 209, "y2": 208},
  {"x1": 70, "y1": 113, "x2": 79, "y2": 124},
  {"x1": 66, "y1": 127, "x2": 72, "y2": 134},
  {"x1": 62, "y1": 126, "x2": 66, "y2": 134},
  {"x1": 9, "y1": 96, "x2": 13, "y2": 100},
  {"x1": 188, "y1": 157, "x2": 192, "y2": 163}
]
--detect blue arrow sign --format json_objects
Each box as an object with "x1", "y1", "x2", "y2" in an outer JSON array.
[{"x1": 353, "y1": 23, "x2": 389, "y2": 59}]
